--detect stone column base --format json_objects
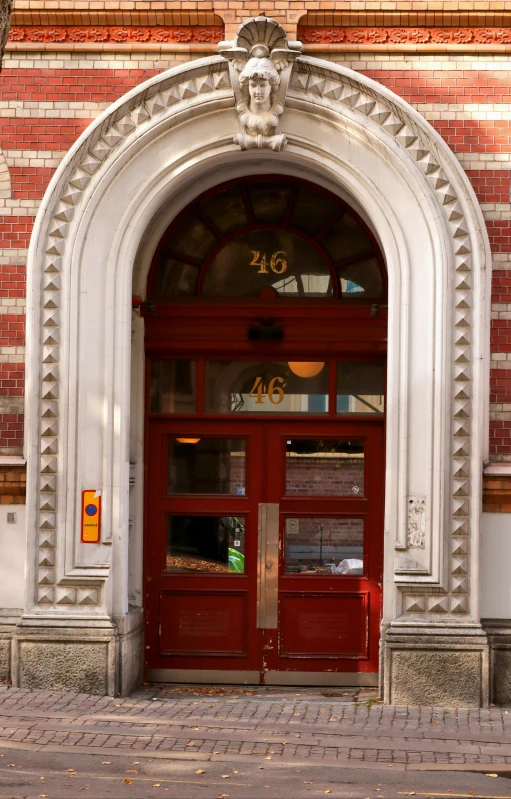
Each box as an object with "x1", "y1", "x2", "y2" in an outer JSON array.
[
  {"x1": 11, "y1": 608, "x2": 144, "y2": 696},
  {"x1": 383, "y1": 625, "x2": 489, "y2": 707}
]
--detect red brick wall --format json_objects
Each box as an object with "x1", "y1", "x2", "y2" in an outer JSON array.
[{"x1": 0, "y1": 6, "x2": 510, "y2": 464}]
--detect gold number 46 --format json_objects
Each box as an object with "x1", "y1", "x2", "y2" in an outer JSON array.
[
  {"x1": 249, "y1": 376, "x2": 285, "y2": 405},
  {"x1": 250, "y1": 250, "x2": 287, "y2": 275}
]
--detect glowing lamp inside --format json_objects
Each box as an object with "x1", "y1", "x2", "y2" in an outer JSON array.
[
  {"x1": 176, "y1": 438, "x2": 201, "y2": 444},
  {"x1": 288, "y1": 362, "x2": 325, "y2": 378}
]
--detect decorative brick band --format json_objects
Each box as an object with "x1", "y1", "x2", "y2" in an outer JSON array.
[
  {"x1": 483, "y1": 475, "x2": 511, "y2": 512},
  {"x1": 8, "y1": 26, "x2": 224, "y2": 45},
  {"x1": 298, "y1": 26, "x2": 511, "y2": 47}
]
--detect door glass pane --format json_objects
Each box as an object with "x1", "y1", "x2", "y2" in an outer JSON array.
[
  {"x1": 290, "y1": 185, "x2": 339, "y2": 237},
  {"x1": 205, "y1": 361, "x2": 329, "y2": 414},
  {"x1": 284, "y1": 517, "x2": 364, "y2": 575},
  {"x1": 339, "y1": 257, "x2": 383, "y2": 299},
  {"x1": 170, "y1": 213, "x2": 217, "y2": 261},
  {"x1": 320, "y1": 214, "x2": 373, "y2": 262},
  {"x1": 337, "y1": 363, "x2": 385, "y2": 414},
  {"x1": 202, "y1": 230, "x2": 332, "y2": 298},
  {"x1": 166, "y1": 515, "x2": 246, "y2": 573},
  {"x1": 150, "y1": 360, "x2": 196, "y2": 413},
  {"x1": 168, "y1": 438, "x2": 246, "y2": 495},
  {"x1": 198, "y1": 184, "x2": 247, "y2": 235},
  {"x1": 286, "y1": 440, "x2": 364, "y2": 496},
  {"x1": 247, "y1": 183, "x2": 291, "y2": 223},
  {"x1": 153, "y1": 257, "x2": 198, "y2": 297}
]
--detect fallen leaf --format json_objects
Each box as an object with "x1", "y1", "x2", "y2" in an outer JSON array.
[
  {"x1": 222, "y1": 774, "x2": 230, "y2": 778},
  {"x1": 133, "y1": 762, "x2": 139, "y2": 765},
  {"x1": 40, "y1": 777, "x2": 45, "y2": 781},
  {"x1": 486, "y1": 774, "x2": 498, "y2": 777},
  {"x1": 123, "y1": 778, "x2": 132, "y2": 785},
  {"x1": 217, "y1": 795, "x2": 229, "y2": 799},
  {"x1": 153, "y1": 785, "x2": 161, "y2": 788},
  {"x1": 433, "y1": 721, "x2": 439, "y2": 725},
  {"x1": 233, "y1": 770, "x2": 238, "y2": 774},
  {"x1": 66, "y1": 769, "x2": 76, "y2": 773},
  {"x1": 101, "y1": 761, "x2": 111, "y2": 765},
  {"x1": 196, "y1": 769, "x2": 205, "y2": 774},
  {"x1": 325, "y1": 791, "x2": 333, "y2": 794},
  {"x1": 265, "y1": 756, "x2": 272, "y2": 760},
  {"x1": 125, "y1": 769, "x2": 138, "y2": 774},
  {"x1": 39, "y1": 795, "x2": 48, "y2": 798},
  {"x1": 187, "y1": 742, "x2": 196, "y2": 746},
  {"x1": 213, "y1": 751, "x2": 221, "y2": 755}
]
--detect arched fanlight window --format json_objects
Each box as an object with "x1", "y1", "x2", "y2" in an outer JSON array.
[{"x1": 149, "y1": 177, "x2": 386, "y2": 301}]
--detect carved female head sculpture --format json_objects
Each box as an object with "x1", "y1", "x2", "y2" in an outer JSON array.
[{"x1": 238, "y1": 56, "x2": 281, "y2": 114}]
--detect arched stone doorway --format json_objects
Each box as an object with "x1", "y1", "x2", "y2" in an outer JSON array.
[{"x1": 18, "y1": 16, "x2": 491, "y2": 704}]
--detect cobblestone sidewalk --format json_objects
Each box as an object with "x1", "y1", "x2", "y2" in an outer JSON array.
[{"x1": 0, "y1": 684, "x2": 510, "y2": 769}]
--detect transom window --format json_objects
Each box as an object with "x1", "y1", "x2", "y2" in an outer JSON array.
[{"x1": 149, "y1": 177, "x2": 386, "y2": 301}]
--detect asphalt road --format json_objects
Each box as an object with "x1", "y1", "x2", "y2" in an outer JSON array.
[{"x1": 0, "y1": 748, "x2": 510, "y2": 799}]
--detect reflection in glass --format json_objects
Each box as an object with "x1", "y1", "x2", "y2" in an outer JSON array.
[
  {"x1": 286, "y1": 440, "x2": 365, "y2": 497},
  {"x1": 170, "y1": 213, "x2": 217, "y2": 261},
  {"x1": 290, "y1": 186, "x2": 339, "y2": 237},
  {"x1": 337, "y1": 363, "x2": 385, "y2": 414},
  {"x1": 199, "y1": 185, "x2": 248, "y2": 235},
  {"x1": 284, "y1": 517, "x2": 364, "y2": 575},
  {"x1": 168, "y1": 438, "x2": 246, "y2": 495},
  {"x1": 205, "y1": 361, "x2": 329, "y2": 414},
  {"x1": 166, "y1": 515, "x2": 246, "y2": 573},
  {"x1": 320, "y1": 214, "x2": 372, "y2": 262},
  {"x1": 154, "y1": 257, "x2": 198, "y2": 297},
  {"x1": 150, "y1": 361, "x2": 196, "y2": 413},
  {"x1": 203, "y1": 229, "x2": 332, "y2": 298},
  {"x1": 283, "y1": 517, "x2": 363, "y2": 575},
  {"x1": 339, "y1": 257, "x2": 383, "y2": 299},
  {"x1": 248, "y1": 183, "x2": 291, "y2": 223}
]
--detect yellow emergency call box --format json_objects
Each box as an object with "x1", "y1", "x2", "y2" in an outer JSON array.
[{"x1": 81, "y1": 490, "x2": 101, "y2": 543}]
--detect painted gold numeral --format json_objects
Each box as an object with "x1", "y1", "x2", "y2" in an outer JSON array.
[
  {"x1": 249, "y1": 375, "x2": 265, "y2": 403},
  {"x1": 249, "y1": 376, "x2": 285, "y2": 405},
  {"x1": 250, "y1": 251, "x2": 269, "y2": 274},
  {"x1": 250, "y1": 250, "x2": 288, "y2": 275}
]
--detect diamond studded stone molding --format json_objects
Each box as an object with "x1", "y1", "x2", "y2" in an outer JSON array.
[
  {"x1": 286, "y1": 60, "x2": 478, "y2": 618},
  {"x1": 27, "y1": 19, "x2": 487, "y2": 619}
]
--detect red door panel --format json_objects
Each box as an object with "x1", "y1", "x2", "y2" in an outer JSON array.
[
  {"x1": 159, "y1": 591, "x2": 248, "y2": 656},
  {"x1": 279, "y1": 593, "x2": 368, "y2": 658}
]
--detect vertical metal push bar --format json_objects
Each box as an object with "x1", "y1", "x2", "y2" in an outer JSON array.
[{"x1": 256, "y1": 503, "x2": 279, "y2": 629}]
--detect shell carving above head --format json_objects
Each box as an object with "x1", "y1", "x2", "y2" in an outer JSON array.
[{"x1": 219, "y1": 14, "x2": 302, "y2": 151}]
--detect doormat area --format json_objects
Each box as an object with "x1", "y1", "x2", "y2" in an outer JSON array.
[{"x1": 132, "y1": 683, "x2": 381, "y2": 702}]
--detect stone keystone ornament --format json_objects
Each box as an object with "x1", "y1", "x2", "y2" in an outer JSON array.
[{"x1": 219, "y1": 14, "x2": 302, "y2": 151}]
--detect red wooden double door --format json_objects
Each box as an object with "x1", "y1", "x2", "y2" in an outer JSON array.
[{"x1": 145, "y1": 418, "x2": 383, "y2": 685}]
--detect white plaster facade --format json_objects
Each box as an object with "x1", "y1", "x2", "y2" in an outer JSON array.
[{"x1": 12, "y1": 19, "x2": 495, "y2": 702}]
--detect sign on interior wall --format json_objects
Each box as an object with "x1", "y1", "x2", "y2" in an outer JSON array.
[{"x1": 81, "y1": 490, "x2": 101, "y2": 543}]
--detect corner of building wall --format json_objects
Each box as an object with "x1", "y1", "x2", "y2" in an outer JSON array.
[
  {"x1": 483, "y1": 619, "x2": 511, "y2": 705},
  {"x1": 115, "y1": 607, "x2": 144, "y2": 697}
]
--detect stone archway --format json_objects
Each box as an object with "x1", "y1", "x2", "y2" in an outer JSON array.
[{"x1": 18, "y1": 16, "x2": 491, "y2": 703}]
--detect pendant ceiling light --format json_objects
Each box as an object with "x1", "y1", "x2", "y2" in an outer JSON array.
[
  {"x1": 176, "y1": 438, "x2": 201, "y2": 444},
  {"x1": 288, "y1": 362, "x2": 325, "y2": 378}
]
